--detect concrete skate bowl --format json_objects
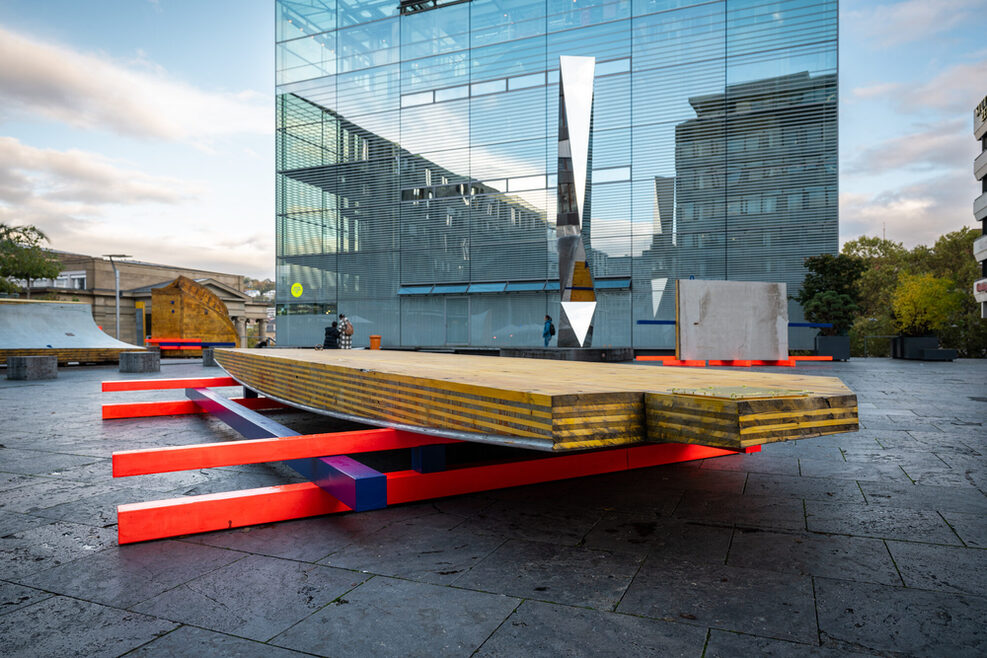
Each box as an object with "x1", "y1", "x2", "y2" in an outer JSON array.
[{"x1": 0, "y1": 299, "x2": 145, "y2": 365}]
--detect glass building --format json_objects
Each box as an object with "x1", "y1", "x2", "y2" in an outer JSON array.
[{"x1": 274, "y1": 0, "x2": 838, "y2": 348}]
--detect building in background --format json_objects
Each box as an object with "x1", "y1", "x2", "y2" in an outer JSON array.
[
  {"x1": 974, "y1": 94, "x2": 987, "y2": 318},
  {"x1": 18, "y1": 252, "x2": 272, "y2": 346},
  {"x1": 275, "y1": 0, "x2": 839, "y2": 348}
]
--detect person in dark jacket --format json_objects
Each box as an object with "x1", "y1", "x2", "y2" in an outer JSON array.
[
  {"x1": 323, "y1": 321, "x2": 340, "y2": 349},
  {"x1": 543, "y1": 315, "x2": 555, "y2": 347}
]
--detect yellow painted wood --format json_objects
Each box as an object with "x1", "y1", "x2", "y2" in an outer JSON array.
[{"x1": 214, "y1": 348, "x2": 858, "y2": 451}]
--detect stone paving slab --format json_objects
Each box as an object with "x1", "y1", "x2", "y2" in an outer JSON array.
[
  {"x1": 475, "y1": 599, "x2": 707, "y2": 657},
  {"x1": 271, "y1": 576, "x2": 520, "y2": 657},
  {"x1": 0, "y1": 358, "x2": 984, "y2": 655}
]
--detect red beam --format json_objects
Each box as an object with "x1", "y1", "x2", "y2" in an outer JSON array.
[
  {"x1": 117, "y1": 482, "x2": 349, "y2": 544},
  {"x1": 791, "y1": 355, "x2": 833, "y2": 361},
  {"x1": 102, "y1": 376, "x2": 238, "y2": 392},
  {"x1": 116, "y1": 441, "x2": 747, "y2": 544},
  {"x1": 707, "y1": 359, "x2": 753, "y2": 367},
  {"x1": 750, "y1": 359, "x2": 796, "y2": 366},
  {"x1": 112, "y1": 428, "x2": 459, "y2": 476},
  {"x1": 102, "y1": 396, "x2": 286, "y2": 420}
]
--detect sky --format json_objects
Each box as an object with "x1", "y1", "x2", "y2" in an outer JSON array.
[{"x1": 0, "y1": 0, "x2": 984, "y2": 281}]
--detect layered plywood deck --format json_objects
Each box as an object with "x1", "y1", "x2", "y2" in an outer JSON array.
[{"x1": 214, "y1": 349, "x2": 858, "y2": 452}]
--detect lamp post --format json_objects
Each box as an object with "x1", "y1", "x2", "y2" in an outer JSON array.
[{"x1": 102, "y1": 254, "x2": 132, "y2": 340}]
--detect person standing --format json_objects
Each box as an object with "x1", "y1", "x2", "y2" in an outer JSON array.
[
  {"x1": 338, "y1": 313, "x2": 353, "y2": 349},
  {"x1": 543, "y1": 314, "x2": 555, "y2": 347},
  {"x1": 323, "y1": 321, "x2": 340, "y2": 349}
]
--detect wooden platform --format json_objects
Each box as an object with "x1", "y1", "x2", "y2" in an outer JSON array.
[{"x1": 213, "y1": 349, "x2": 857, "y2": 452}]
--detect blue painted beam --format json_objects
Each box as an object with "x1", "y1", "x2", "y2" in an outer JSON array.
[
  {"x1": 185, "y1": 387, "x2": 386, "y2": 511},
  {"x1": 411, "y1": 444, "x2": 446, "y2": 473}
]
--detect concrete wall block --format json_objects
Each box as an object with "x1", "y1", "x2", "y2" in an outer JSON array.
[
  {"x1": 7, "y1": 356, "x2": 58, "y2": 380},
  {"x1": 119, "y1": 351, "x2": 160, "y2": 373},
  {"x1": 202, "y1": 347, "x2": 217, "y2": 367}
]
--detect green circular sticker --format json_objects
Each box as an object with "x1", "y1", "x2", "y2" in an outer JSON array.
[{"x1": 290, "y1": 282, "x2": 303, "y2": 297}]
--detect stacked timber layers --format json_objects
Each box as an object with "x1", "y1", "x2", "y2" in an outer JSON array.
[
  {"x1": 150, "y1": 276, "x2": 238, "y2": 356},
  {"x1": 214, "y1": 349, "x2": 857, "y2": 452}
]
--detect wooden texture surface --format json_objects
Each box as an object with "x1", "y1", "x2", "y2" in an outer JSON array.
[
  {"x1": 0, "y1": 347, "x2": 143, "y2": 365},
  {"x1": 150, "y1": 276, "x2": 239, "y2": 354},
  {"x1": 214, "y1": 348, "x2": 857, "y2": 451}
]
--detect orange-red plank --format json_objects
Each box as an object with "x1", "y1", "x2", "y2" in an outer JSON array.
[
  {"x1": 662, "y1": 359, "x2": 707, "y2": 367},
  {"x1": 634, "y1": 355, "x2": 675, "y2": 362},
  {"x1": 102, "y1": 376, "x2": 237, "y2": 392},
  {"x1": 117, "y1": 482, "x2": 349, "y2": 544},
  {"x1": 707, "y1": 359, "x2": 753, "y2": 367},
  {"x1": 113, "y1": 428, "x2": 460, "y2": 476},
  {"x1": 625, "y1": 443, "x2": 738, "y2": 468},
  {"x1": 102, "y1": 396, "x2": 284, "y2": 420},
  {"x1": 750, "y1": 359, "x2": 796, "y2": 366},
  {"x1": 791, "y1": 355, "x2": 833, "y2": 361}
]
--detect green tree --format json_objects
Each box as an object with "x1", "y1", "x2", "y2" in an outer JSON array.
[
  {"x1": 891, "y1": 272, "x2": 963, "y2": 337},
  {"x1": 796, "y1": 253, "x2": 865, "y2": 336},
  {"x1": 0, "y1": 224, "x2": 62, "y2": 298}
]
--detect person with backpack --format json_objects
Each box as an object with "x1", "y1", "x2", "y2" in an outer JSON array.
[
  {"x1": 543, "y1": 314, "x2": 555, "y2": 347},
  {"x1": 338, "y1": 313, "x2": 354, "y2": 349},
  {"x1": 323, "y1": 321, "x2": 340, "y2": 349}
]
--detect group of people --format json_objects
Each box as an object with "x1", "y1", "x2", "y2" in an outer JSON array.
[{"x1": 323, "y1": 313, "x2": 354, "y2": 349}]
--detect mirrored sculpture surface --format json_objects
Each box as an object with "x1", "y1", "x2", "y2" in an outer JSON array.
[{"x1": 557, "y1": 55, "x2": 596, "y2": 347}]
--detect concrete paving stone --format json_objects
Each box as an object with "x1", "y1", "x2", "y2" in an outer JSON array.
[
  {"x1": 457, "y1": 498, "x2": 606, "y2": 546},
  {"x1": 940, "y1": 510, "x2": 987, "y2": 547},
  {"x1": 475, "y1": 599, "x2": 707, "y2": 657},
  {"x1": 0, "y1": 472, "x2": 41, "y2": 491},
  {"x1": 452, "y1": 538, "x2": 642, "y2": 609},
  {"x1": 699, "y1": 452, "x2": 800, "y2": 476},
  {"x1": 0, "y1": 476, "x2": 109, "y2": 514},
  {"x1": 886, "y1": 540, "x2": 987, "y2": 596},
  {"x1": 0, "y1": 581, "x2": 52, "y2": 617},
  {"x1": 744, "y1": 473, "x2": 866, "y2": 503},
  {"x1": 674, "y1": 492, "x2": 806, "y2": 531},
  {"x1": 552, "y1": 471, "x2": 684, "y2": 513},
  {"x1": 727, "y1": 529, "x2": 902, "y2": 586},
  {"x1": 899, "y1": 431, "x2": 982, "y2": 454},
  {"x1": 0, "y1": 521, "x2": 116, "y2": 580},
  {"x1": 644, "y1": 464, "x2": 749, "y2": 495},
  {"x1": 0, "y1": 595, "x2": 176, "y2": 658},
  {"x1": 798, "y1": 459, "x2": 911, "y2": 482},
  {"x1": 272, "y1": 576, "x2": 519, "y2": 658},
  {"x1": 900, "y1": 463, "x2": 984, "y2": 488},
  {"x1": 132, "y1": 554, "x2": 367, "y2": 642},
  {"x1": 0, "y1": 511, "x2": 52, "y2": 537},
  {"x1": 705, "y1": 629, "x2": 869, "y2": 657},
  {"x1": 128, "y1": 625, "x2": 312, "y2": 657},
  {"x1": 618, "y1": 556, "x2": 817, "y2": 644},
  {"x1": 0, "y1": 447, "x2": 103, "y2": 476},
  {"x1": 858, "y1": 480, "x2": 987, "y2": 515},
  {"x1": 773, "y1": 443, "x2": 847, "y2": 462},
  {"x1": 184, "y1": 505, "x2": 433, "y2": 563},
  {"x1": 20, "y1": 539, "x2": 244, "y2": 608},
  {"x1": 321, "y1": 512, "x2": 505, "y2": 584},
  {"x1": 815, "y1": 577, "x2": 987, "y2": 657},
  {"x1": 839, "y1": 449, "x2": 949, "y2": 469},
  {"x1": 582, "y1": 514, "x2": 733, "y2": 563},
  {"x1": 29, "y1": 485, "x2": 153, "y2": 527},
  {"x1": 805, "y1": 501, "x2": 963, "y2": 545}
]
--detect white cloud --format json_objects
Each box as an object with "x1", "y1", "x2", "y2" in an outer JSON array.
[
  {"x1": 845, "y1": 118, "x2": 977, "y2": 174},
  {"x1": 0, "y1": 24, "x2": 269, "y2": 141},
  {"x1": 840, "y1": 173, "x2": 979, "y2": 248},
  {"x1": 847, "y1": 0, "x2": 985, "y2": 47}
]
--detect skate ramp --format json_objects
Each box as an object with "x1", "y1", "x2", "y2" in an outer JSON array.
[{"x1": 0, "y1": 299, "x2": 144, "y2": 365}]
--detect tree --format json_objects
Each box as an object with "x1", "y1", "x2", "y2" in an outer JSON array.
[
  {"x1": 0, "y1": 224, "x2": 63, "y2": 298},
  {"x1": 891, "y1": 272, "x2": 963, "y2": 337},
  {"x1": 796, "y1": 253, "x2": 865, "y2": 336}
]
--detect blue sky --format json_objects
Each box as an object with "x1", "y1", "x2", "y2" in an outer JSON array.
[{"x1": 0, "y1": 0, "x2": 983, "y2": 280}]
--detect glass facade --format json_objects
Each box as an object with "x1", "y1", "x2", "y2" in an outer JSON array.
[{"x1": 275, "y1": 0, "x2": 838, "y2": 348}]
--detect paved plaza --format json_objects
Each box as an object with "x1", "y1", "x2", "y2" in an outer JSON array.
[{"x1": 0, "y1": 357, "x2": 985, "y2": 657}]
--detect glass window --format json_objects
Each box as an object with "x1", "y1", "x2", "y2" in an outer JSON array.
[{"x1": 471, "y1": 79, "x2": 507, "y2": 96}]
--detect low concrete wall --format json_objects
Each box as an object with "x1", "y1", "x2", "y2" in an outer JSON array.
[
  {"x1": 7, "y1": 355, "x2": 57, "y2": 380},
  {"x1": 119, "y1": 351, "x2": 160, "y2": 373},
  {"x1": 500, "y1": 347, "x2": 634, "y2": 362},
  {"x1": 202, "y1": 347, "x2": 217, "y2": 367}
]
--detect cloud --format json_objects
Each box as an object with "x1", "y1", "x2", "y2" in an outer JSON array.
[
  {"x1": 845, "y1": 118, "x2": 977, "y2": 174},
  {"x1": 901, "y1": 59, "x2": 987, "y2": 115},
  {"x1": 851, "y1": 82, "x2": 902, "y2": 99},
  {"x1": 847, "y1": 0, "x2": 985, "y2": 48},
  {"x1": 840, "y1": 173, "x2": 979, "y2": 248},
  {"x1": 0, "y1": 24, "x2": 269, "y2": 141},
  {"x1": 0, "y1": 137, "x2": 196, "y2": 207}
]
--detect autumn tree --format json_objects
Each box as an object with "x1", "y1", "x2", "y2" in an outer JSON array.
[{"x1": 0, "y1": 224, "x2": 63, "y2": 298}]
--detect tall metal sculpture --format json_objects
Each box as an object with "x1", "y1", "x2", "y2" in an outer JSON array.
[{"x1": 557, "y1": 55, "x2": 596, "y2": 347}]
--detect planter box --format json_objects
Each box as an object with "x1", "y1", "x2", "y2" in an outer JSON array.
[
  {"x1": 815, "y1": 335, "x2": 850, "y2": 361},
  {"x1": 892, "y1": 336, "x2": 955, "y2": 361}
]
